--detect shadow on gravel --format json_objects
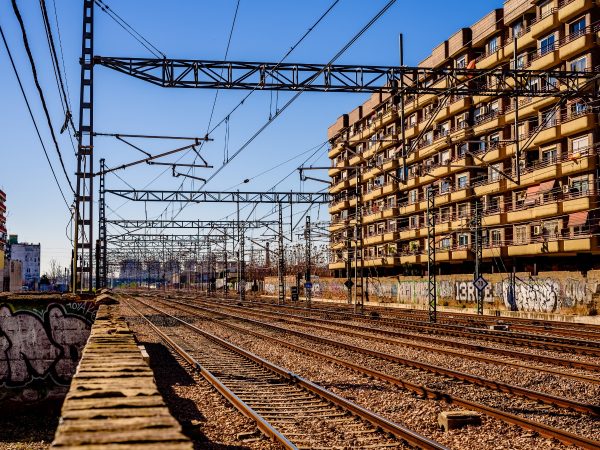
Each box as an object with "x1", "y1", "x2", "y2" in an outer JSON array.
[
  {"x1": 0, "y1": 402, "x2": 60, "y2": 449},
  {"x1": 143, "y1": 342, "x2": 253, "y2": 450}
]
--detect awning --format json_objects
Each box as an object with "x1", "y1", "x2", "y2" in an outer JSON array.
[
  {"x1": 538, "y1": 180, "x2": 556, "y2": 194},
  {"x1": 526, "y1": 185, "x2": 540, "y2": 196},
  {"x1": 568, "y1": 211, "x2": 588, "y2": 227}
]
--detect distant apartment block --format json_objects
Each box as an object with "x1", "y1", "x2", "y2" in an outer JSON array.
[
  {"x1": 10, "y1": 238, "x2": 41, "y2": 286},
  {"x1": 327, "y1": 0, "x2": 600, "y2": 276}
]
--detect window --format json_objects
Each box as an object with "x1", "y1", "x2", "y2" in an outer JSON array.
[
  {"x1": 440, "y1": 237, "x2": 451, "y2": 250},
  {"x1": 489, "y1": 133, "x2": 500, "y2": 146},
  {"x1": 542, "y1": 147, "x2": 557, "y2": 163},
  {"x1": 409, "y1": 189, "x2": 418, "y2": 204},
  {"x1": 457, "y1": 175, "x2": 468, "y2": 189},
  {"x1": 456, "y1": 55, "x2": 467, "y2": 69},
  {"x1": 539, "y1": 33, "x2": 555, "y2": 55},
  {"x1": 572, "y1": 135, "x2": 589, "y2": 153},
  {"x1": 570, "y1": 56, "x2": 587, "y2": 72},
  {"x1": 440, "y1": 179, "x2": 451, "y2": 193},
  {"x1": 440, "y1": 149, "x2": 451, "y2": 165},
  {"x1": 515, "y1": 225, "x2": 528, "y2": 244},
  {"x1": 409, "y1": 215, "x2": 419, "y2": 229},
  {"x1": 516, "y1": 54, "x2": 526, "y2": 69},
  {"x1": 488, "y1": 196, "x2": 501, "y2": 212},
  {"x1": 488, "y1": 36, "x2": 498, "y2": 54},
  {"x1": 539, "y1": 0, "x2": 553, "y2": 18},
  {"x1": 491, "y1": 229, "x2": 502, "y2": 246},
  {"x1": 541, "y1": 109, "x2": 557, "y2": 127},
  {"x1": 490, "y1": 163, "x2": 502, "y2": 181},
  {"x1": 457, "y1": 203, "x2": 469, "y2": 218},
  {"x1": 543, "y1": 220, "x2": 560, "y2": 238},
  {"x1": 439, "y1": 207, "x2": 451, "y2": 222},
  {"x1": 512, "y1": 21, "x2": 523, "y2": 38},
  {"x1": 457, "y1": 143, "x2": 468, "y2": 158},
  {"x1": 458, "y1": 234, "x2": 469, "y2": 248},
  {"x1": 408, "y1": 113, "x2": 417, "y2": 127},
  {"x1": 570, "y1": 175, "x2": 589, "y2": 195},
  {"x1": 569, "y1": 17, "x2": 586, "y2": 37},
  {"x1": 515, "y1": 190, "x2": 526, "y2": 208}
]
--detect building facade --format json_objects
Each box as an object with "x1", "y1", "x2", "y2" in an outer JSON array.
[
  {"x1": 10, "y1": 241, "x2": 41, "y2": 287},
  {"x1": 328, "y1": 0, "x2": 599, "y2": 276}
]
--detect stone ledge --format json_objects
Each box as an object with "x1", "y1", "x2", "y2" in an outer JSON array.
[{"x1": 51, "y1": 304, "x2": 193, "y2": 449}]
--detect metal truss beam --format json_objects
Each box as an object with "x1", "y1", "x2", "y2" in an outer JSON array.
[
  {"x1": 106, "y1": 190, "x2": 330, "y2": 203},
  {"x1": 108, "y1": 219, "x2": 278, "y2": 229},
  {"x1": 94, "y1": 56, "x2": 599, "y2": 97},
  {"x1": 108, "y1": 234, "x2": 228, "y2": 243}
]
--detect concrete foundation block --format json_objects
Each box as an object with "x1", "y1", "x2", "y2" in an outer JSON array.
[{"x1": 438, "y1": 410, "x2": 482, "y2": 431}]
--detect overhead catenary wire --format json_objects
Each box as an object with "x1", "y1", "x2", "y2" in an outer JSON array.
[
  {"x1": 0, "y1": 22, "x2": 70, "y2": 210},
  {"x1": 10, "y1": 0, "x2": 74, "y2": 194},
  {"x1": 202, "y1": 0, "x2": 396, "y2": 188}
]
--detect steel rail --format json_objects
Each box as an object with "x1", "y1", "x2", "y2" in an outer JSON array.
[
  {"x1": 190, "y1": 297, "x2": 600, "y2": 385},
  {"x1": 128, "y1": 296, "x2": 449, "y2": 450},
  {"x1": 122, "y1": 298, "x2": 297, "y2": 449},
  {"x1": 169, "y1": 298, "x2": 600, "y2": 417},
  {"x1": 245, "y1": 299, "x2": 600, "y2": 355},
  {"x1": 145, "y1": 295, "x2": 600, "y2": 450},
  {"x1": 195, "y1": 296, "x2": 600, "y2": 373}
]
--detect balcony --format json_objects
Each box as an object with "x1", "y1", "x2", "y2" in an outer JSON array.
[
  {"x1": 562, "y1": 195, "x2": 592, "y2": 213},
  {"x1": 558, "y1": 32, "x2": 596, "y2": 61},
  {"x1": 561, "y1": 152, "x2": 595, "y2": 176},
  {"x1": 559, "y1": 0, "x2": 595, "y2": 23},
  {"x1": 364, "y1": 234, "x2": 384, "y2": 246},
  {"x1": 363, "y1": 210, "x2": 384, "y2": 224},
  {"x1": 448, "y1": 97, "x2": 472, "y2": 115},
  {"x1": 475, "y1": 46, "x2": 511, "y2": 70},
  {"x1": 328, "y1": 141, "x2": 345, "y2": 159},
  {"x1": 330, "y1": 179, "x2": 350, "y2": 194},
  {"x1": 382, "y1": 206, "x2": 399, "y2": 218},
  {"x1": 383, "y1": 231, "x2": 399, "y2": 242},
  {"x1": 473, "y1": 111, "x2": 505, "y2": 135},
  {"x1": 436, "y1": 249, "x2": 451, "y2": 262},
  {"x1": 329, "y1": 200, "x2": 350, "y2": 214},
  {"x1": 530, "y1": 9, "x2": 559, "y2": 39},
  {"x1": 383, "y1": 158, "x2": 399, "y2": 172},
  {"x1": 400, "y1": 228, "x2": 420, "y2": 240},
  {"x1": 363, "y1": 187, "x2": 383, "y2": 202},
  {"x1": 372, "y1": 109, "x2": 398, "y2": 131},
  {"x1": 382, "y1": 181, "x2": 399, "y2": 196},
  {"x1": 563, "y1": 236, "x2": 596, "y2": 252},
  {"x1": 529, "y1": 48, "x2": 560, "y2": 71},
  {"x1": 483, "y1": 246, "x2": 507, "y2": 259},
  {"x1": 450, "y1": 187, "x2": 471, "y2": 202},
  {"x1": 506, "y1": 201, "x2": 559, "y2": 222},
  {"x1": 561, "y1": 112, "x2": 596, "y2": 137},
  {"x1": 482, "y1": 211, "x2": 506, "y2": 226},
  {"x1": 451, "y1": 248, "x2": 472, "y2": 261},
  {"x1": 400, "y1": 254, "x2": 422, "y2": 264},
  {"x1": 532, "y1": 122, "x2": 560, "y2": 146},
  {"x1": 329, "y1": 261, "x2": 346, "y2": 270}
]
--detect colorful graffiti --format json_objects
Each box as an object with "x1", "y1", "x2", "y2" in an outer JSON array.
[
  {"x1": 0, "y1": 301, "x2": 96, "y2": 403},
  {"x1": 263, "y1": 275, "x2": 597, "y2": 313}
]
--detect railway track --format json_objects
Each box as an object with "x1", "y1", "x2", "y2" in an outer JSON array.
[
  {"x1": 189, "y1": 297, "x2": 600, "y2": 385},
  {"x1": 198, "y1": 296, "x2": 600, "y2": 356},
  {"x1": 185, "y1": 295, "x2": 600, "y2": 374},
  {"x1": 163, "y1": 296, "x2": 600, "y2": 416},
  {"x1": 138, "y1": 295, "x2": 600, "y2": 450},
  {"x1": 123, "y1": 296, "x2": 448, "y2": 450}
]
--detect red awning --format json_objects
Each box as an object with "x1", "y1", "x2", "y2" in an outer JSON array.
[
  {"x1": 526, "y1": 185, "x2": 540, "y2": 196},
  {"x1": 568, "y1": 211, "x2": 588, "y2": 227},
  {"x1": 538, "y1": 180, "x2": 556, "y2": 194}
]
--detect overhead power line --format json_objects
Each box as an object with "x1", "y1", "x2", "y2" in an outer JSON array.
[
  {"x1": 0, "y1": 23, "x2": 70, "y2": 210},
  {"x1": 94, "y1": 0, "x2": 165, "y2": 58},
  {"x1": 201, "y1": 0, "x2": 398, "y2": 187},
  {"x1": 10, "y1": 0, "x2": 74, "y2": 193}
]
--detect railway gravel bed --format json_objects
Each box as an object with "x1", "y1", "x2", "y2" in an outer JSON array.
[
  {"x1": 124, "y1": 300, "x2": 416, "y2": 449},
  {"x1": 212, "y1": 298, "x2": 600, "y2": 367},
  {"x1": 146, "y1": 298, "x2": 584, "y2": 450},
  {"x1": 119, "y1": 302, "x2": 282, "y2": 450}
]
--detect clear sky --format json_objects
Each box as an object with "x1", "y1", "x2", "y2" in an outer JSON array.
[{"x1": 0, "y1": 0, "x2": 503, "y2": 274}]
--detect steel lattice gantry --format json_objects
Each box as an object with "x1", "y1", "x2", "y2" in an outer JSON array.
[
  {"x1": 94, "y1": 56, "x2": 600, "y2": 97},
  {"x1": 75, "y1": 1, "x2": 600, "y2": 293},
  {"x1": 107, "y1": 220, "x2": 278, "y2": 229},
  {"x1": 105, "y1": 190, "x2": 331, "y2": 203}
]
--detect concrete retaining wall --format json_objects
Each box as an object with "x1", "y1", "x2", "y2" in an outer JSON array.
[
  {"x1": 0, "y1": 295, "x2": 97, "y2": 405},
  {"x1": 264, "y1": 271, "x2": 600, "y2": 314}
]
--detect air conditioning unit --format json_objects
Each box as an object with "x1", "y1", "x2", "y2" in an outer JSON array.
[
  {"x1": 533, "y1": 225, "x2": 541, "y2": 235},
  {"x1": 563, "y1": 185, "x2": 570, "y2": 194}
]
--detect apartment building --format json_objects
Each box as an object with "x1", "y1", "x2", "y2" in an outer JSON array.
[{"x1": 327, "y1": 0, "x2": 600, "y2": 276}]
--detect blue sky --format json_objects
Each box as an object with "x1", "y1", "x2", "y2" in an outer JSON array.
[{"x1": 0, "y1": 0, "x2": 503, "y2": 273}]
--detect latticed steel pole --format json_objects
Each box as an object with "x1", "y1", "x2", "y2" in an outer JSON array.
[
  {"x1": 97, "y1": 158, "x2": 107, "y2": 289},
  {"x1": 474, "y1": 199, "x2": 483, "y2": 315},
  {"x1": 427, "y1": 187, "x2": 436, "y2": 323},
  {"x1": 278, "y1": 203, "x2": 285, "y2": 304},
  {"x1": 304, "y1": 215, "x2": 312, "y2": 307},
  {"x1": 73, "y1": 0, "x2": 95, "y2": 292},
  {"x1": 353, "y1": 168, "x2": 364, "y2": 314},
  {"x1": 239, "y1": 227, "x2": 245, "y2": 302}
]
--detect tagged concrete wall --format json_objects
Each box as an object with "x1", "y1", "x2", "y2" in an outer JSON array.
[
  {"x1": 0, "y1": 297, "x2": 97, "y2": 405},
  {"x1": 263, "y1": 272, "x2": 599, "y2": 314}
]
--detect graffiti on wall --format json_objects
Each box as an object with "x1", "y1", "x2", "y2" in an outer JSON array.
[
  {"x1": 263, "y1": 275, "x2": 596, "y2": 313},
  {"x1": 0, "y1": 302, "x2": 96, "y2": 402}
]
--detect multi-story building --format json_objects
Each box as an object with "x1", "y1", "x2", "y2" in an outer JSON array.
[
  {"x1": 328, "y1": 0, "x2": 599, "y2": 276},
  {"x1": 10, "y1": 239, "x2": 41, "y2": 286}
]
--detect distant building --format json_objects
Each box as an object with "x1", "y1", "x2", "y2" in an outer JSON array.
[{"x1": 10, "y1": 239, "x2": 41, "y2": 287}]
